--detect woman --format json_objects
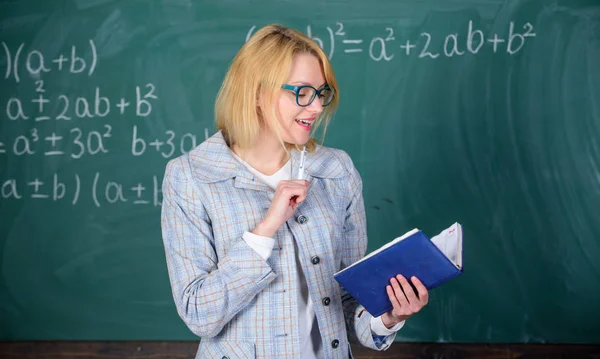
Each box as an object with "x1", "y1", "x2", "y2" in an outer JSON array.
[{"x1": 161, "y1": 24, "x2": 429, "y2": 359}]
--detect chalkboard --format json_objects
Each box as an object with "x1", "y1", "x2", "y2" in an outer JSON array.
[{"x1": 1, "y1": 0, "x2": 599, "y2": 343}]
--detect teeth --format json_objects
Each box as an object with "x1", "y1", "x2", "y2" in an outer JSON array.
[{"x1": 297, "y1": 119, "x2": 310, "y2": 125}]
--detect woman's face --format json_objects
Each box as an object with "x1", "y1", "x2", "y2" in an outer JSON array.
[{"x1": 264, "y1": 53, "x2": 326, "y2": 145}]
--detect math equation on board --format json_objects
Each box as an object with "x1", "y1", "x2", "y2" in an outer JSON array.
[
  {"x1": 246, "y1": 21, "x2": 536, "y2": 61},
  {"x1": 1, "y1": 20, "x2": 537, "y2": 205},
  {"x1": 0, "y1": 39, "x2": 210, "y2": 206},
  {"x1": 0, "y1": 38, "x2": 205, "y2": 158},
  {"x1": 0, "y1": 173, "x2": 163, "y2": 208}
]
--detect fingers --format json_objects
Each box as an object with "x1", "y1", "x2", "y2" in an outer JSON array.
[
  {"x1": 276, "y1": 180, "x2": 309, "y2": 193},
  {"x1": 387, "y1": 275, "x2": 429, "y2": 319},
  {"x1": 262, "y1": 181, "x2": 309, "y2": 231},
  {"x1": 397, "y1": 275, "x2": 419, "y2": 306},
  {"x1": 277, "y1": 180, "x2": 309, "y2": 203},
  {"x1": 390, "y1": 276, "x2": 410, "y2": 308},
  {"x1": 386, "y1": 285, "x2": 401, "y2": 310},
  {"x1": 410, "y1": 276, "x2": 429, "y2": 305},
  {"x1": 279, "y1": 180, "x2": 309, "y2": 186}
]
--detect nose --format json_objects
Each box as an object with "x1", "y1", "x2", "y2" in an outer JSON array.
[{"x1": 307, "y1": 96, "x2": 323, "y2": 115}]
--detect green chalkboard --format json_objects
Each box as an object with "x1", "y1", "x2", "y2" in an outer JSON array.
[{"x1": 1, "y1": 0, "x2": 599, "y2": 343}]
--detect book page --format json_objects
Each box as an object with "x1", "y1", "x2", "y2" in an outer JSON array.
[
  {"x1": 430, "y1": 222, "x2": 463, "y2": 269},
  {"x1": 336, "y1": 228, "x2": 419, "y2": 273}
]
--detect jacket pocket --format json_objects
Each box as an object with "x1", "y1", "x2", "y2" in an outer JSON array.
[{"x1": 197, "y1": 339, "x2": 255, "y2": 359}]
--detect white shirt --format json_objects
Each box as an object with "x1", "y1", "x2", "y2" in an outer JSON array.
[{"x1": 232, "y1": 152, "x2": 404, "y2": 359}]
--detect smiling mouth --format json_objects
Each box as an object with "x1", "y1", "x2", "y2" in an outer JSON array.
[{"x1": 295, "y1": 118, "x2": 314, "y2": 130}]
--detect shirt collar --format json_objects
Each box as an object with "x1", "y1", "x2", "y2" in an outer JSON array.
[{"x1": 189, "y1": 131, "x2": 347, "y2": 187}]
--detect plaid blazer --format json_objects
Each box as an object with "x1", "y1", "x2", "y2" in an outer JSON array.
[{"x1": 161, "y1": 131, "x2": 396, "y2": 359}]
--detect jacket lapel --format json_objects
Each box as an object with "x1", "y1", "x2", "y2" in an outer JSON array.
[
  {"x1": 191, "y1": 131, "x2": 346, "y2": 192},
  {"x1": 290, "y1": 145, "x2": 346, "y2": 182}
]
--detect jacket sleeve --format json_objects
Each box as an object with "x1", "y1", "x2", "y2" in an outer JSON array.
[
  {"x1": 160, "y1": 156, "x2": 277, "y2": 338},
  {"x1": 338, "y1": 151, "x2": 397, "y2": 351}
]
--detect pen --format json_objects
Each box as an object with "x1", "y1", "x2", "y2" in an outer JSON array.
[{"x1": 298, "y1": 146, "x2": 306, "y2": 180}]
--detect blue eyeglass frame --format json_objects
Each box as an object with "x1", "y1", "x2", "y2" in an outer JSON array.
[{"x1": 281, "y1": 84, "x2": 334, "y2": 107}]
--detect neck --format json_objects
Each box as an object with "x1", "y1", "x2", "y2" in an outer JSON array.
[{"x1": 231, "y1": 130, "x2": 289, "y2": 176}]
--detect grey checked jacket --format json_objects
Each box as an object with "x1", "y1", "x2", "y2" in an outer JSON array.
[{"x1": 161, "y1": 131, "x2": 396, "y2": 358}]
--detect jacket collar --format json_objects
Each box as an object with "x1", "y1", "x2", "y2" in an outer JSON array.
[{"x1": 189, "y1": 131, "x2": 346, "y2": 190}]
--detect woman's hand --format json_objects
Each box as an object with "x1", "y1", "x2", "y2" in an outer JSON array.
[
  {"x1": 381, "y1": 275, "x2": 429, "y2": 328},
  {"x1": 253, "y1": 180, "x2": 309, "y2": 238}
]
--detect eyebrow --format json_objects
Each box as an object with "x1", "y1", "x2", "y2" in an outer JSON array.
[{"x1": 289, "y1": 81, "x2": 327, "y2": 88}]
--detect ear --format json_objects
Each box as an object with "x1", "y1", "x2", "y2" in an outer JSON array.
[
  {"x1": 255, "y1": 97, "x2": 266, "y2": 125},
  {"x1": 256, "y1": 90, "x2": 263, "y2": 111},
  {"x1": 255, "y1": 93, "x2": 263, "y2": 117}
]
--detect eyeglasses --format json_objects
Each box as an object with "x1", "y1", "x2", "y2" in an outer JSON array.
[{"x1": 281, "y1": 84, "x2": 334, "y2": 107}]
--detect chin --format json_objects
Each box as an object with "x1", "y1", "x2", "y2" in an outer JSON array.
[
  {"x1": 281, "y1": 131, "x2": 310, "y2": 146},
  {"x1": 292, "y1": 134, "x2": 311, "y2": 146}
]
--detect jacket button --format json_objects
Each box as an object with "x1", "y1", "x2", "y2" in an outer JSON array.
[
  {"x1": 310, "y1": 256, "x2": 320, "y2": 265},
  {"x1": 331, "y1": 339, "x2": 339, "y2": 348},
  {"x1": 322, "y1": 297, "x2": 331, "y2": 306},
  {"x1": 297, "y1": 215, "x2": 308, "y2": 224}
]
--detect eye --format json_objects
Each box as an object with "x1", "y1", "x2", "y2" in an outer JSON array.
[
  {"x1": 298, "y1": 87, "x2": 312, "y2": 97},
  {"x1": 319, "y1": 88, "x2": 332, "y2": 98}
]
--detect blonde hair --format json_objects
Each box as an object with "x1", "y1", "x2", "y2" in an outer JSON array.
[{"x1": 215, "y1": 24, "x2": 339, "y2": 153}]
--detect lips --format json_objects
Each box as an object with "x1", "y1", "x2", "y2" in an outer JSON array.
[{"x1": 295, "y1": 117, "x2": 315, "y2": 131}]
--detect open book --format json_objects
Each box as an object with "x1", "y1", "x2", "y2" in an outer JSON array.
[{"x1": 334, "y1": 222, "x2": 463, "y2": 317}]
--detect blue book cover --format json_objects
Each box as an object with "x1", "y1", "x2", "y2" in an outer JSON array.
[{"x1": 334, "y1": 223, "x2": 463, "y2": 318}]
